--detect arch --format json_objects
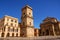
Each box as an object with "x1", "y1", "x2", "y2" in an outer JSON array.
[
  {"x1": 7, "y1": 33, "x2": 10, "y2": 37},
  {"x1": 8, "y1": 27, "x2": 10, "y2": 31},
  {"x1": 13, "y1": 27, "x2": 14, "y2": 32},
  {"x1": 1, "y1": 32, "x2": 4, "y2": 37},
  {"x1": 42, "y1": 32, "x2": 45, "y2": 36},
  {"x1": 12, "y1": 33, "x2": 14, "y2": 37},
  {"x1": 46, "y1": 29, "x2": 49, "y2": 35}
]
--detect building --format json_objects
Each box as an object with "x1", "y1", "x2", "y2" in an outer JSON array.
[
  {"x1": 20, "y1": 5, "x2": 34, "y2": 37},
  {"x1": 34, "y1": 28, "x2": 39, "y2": 37},
  {"x1": 0, "y1": 5, "x2": 60, "y2": 37},
  {"x1": 40, "y1": 17, "x2": 60, "y2": 36},
  {"x1": 0, "y1": 5, "x2": 39, "y2": 37},
  {"x1": 0, "y1": 15, "x2": 20, "y2": 37}
]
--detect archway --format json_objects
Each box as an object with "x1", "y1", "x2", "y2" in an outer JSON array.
[
  {"x1": 12, "y1": 33, "x2": 14, "y2": 37},
  {"x1": 46, "y1": 29, "x2": 49, "y2": 35},
  {"x1": 7, "y1": 33, "x2": 10, "y2": 37},
  {"x1": 1, "y1": 32, "x2": 4, "y2": 37},
  {"x1": 42, "y1": 32, "x2": 45, "y2": 36}
]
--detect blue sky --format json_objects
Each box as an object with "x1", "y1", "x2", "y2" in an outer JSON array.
[{"x1": 0, "y1": 0, "x2": 60, "y2": 28}]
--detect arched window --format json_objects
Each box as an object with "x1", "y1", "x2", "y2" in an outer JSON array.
[
  {"x1": 1, "y1": 32, "x2": 4, "y2": 37},
  {"x1": 12, "y1": 33, "x2": 14, "y2": 37},
  {"x1": 8, "y1": 27, "x2": 10, "y2": 31},
  {"x1": 15, "y1": 20, "x2": 17, "y2": 23},
  {"x1": 4, "y1": 27, "x2": 5, "y2": 31},
  {"x1": 13, "y1": 28, "x2": 14, "y2": 32},
  {"x1": 7, "y1": 33, "x2": 10, "y2": 37},
  {"x1": 23, "y1": 22, "x2": 25, "y2": 25}
]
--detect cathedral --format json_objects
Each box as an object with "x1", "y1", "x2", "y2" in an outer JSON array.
[{"x1": 40, "y1": 17, "x2": 60, "y2": 36}]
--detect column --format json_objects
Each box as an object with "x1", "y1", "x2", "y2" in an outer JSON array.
[{"x1": 52, "y1": 24, "x2": 56, "y2": 36}]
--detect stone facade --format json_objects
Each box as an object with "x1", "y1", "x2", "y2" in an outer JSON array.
[
  {"x1": 0, "y1": 5, "x2": 60, "y2": 38},
  {"x1": 40, "y1": 17, "x2": 60, "y2": 36},
  {"x1": 21, "y1": 5, "x2": 34, "y2": 37},
  {"x1": 0, "y1": 5, "x2": 39, "y2": 37},
  {"x1": 0, "y1": 15, "x2": 20, "y2": 38}
]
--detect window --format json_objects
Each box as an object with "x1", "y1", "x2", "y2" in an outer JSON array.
[
  {"x1": 34, "y1": 29, "x2": 36, "y2": 32},
  {"x1": 30, "y1": 22, "x2": 31, "y2": 25},
  {"x1": 23, "y1": 22, "x2": 25, "y2": 25},
  {"x1": 4, "y1": 27, "x2": 5, "y2": 31},
  {"x1": 15, "y1": 24, "x2": 16, "y2": 27},
  {"x1": 8, "y1": 27, "x2": 10, "y2": 31},
  {"x1": 1, "y1": 33, "x2": 4, "y2": 37},
  {"x1": 9, "y1": 28, "x2": 13, "y2": 32},
  {"x1": 7, "y1": 19, "x2": 9, "y2": 21},
  {"x1": 23, "y1": 13, "x2": 25, "y2": 15},
  {"x1": 13, "y1": 28, "x2": 14, "y2": 32},
  {"x1": 6, "y1": 23, "x2": 8, "y2": 25},
  {"x1": 23, "y1": 13, "x2": 26, "y2": 17},
  {"x1": 29, "y1": 13, "x2": 31, "y2": 15},
  {"x1": 7, "y1": 33, "x2": 10, "y2": 37},
  {"x1": 15, "y1": 20, "x2": 17, "y2": 23},
  {"x1": 14, "y1": 29, "x2": 18, "y2": 32},
  {"x1": 11, "y1": 23, "x2": 13, "y2": 26},
  {"x1": 2, "y1": 28, "x2": 3, "y2": 31},
  {"x1": 11, "y1": 20, "x2": 13, "y2": 22},
  {"x1": 12, "y1": 33, "x2": 14, "y2": 37}
]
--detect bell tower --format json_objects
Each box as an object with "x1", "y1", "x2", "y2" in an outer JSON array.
[
  {"x1": 21, "y1": 5, "x2": 34, "y2": 37},
  {"x1": 21, "y1": 5, "x2": 34, "y2": 27}
]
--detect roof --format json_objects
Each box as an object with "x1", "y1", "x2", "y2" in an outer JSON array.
[
  {"x1": 4, "y1": 15, "x2": 18, "y2": 20},
  {"x1": 22, "y1": 5, "x2": 32, "y2": 10},
  {"x1": 43, "y1": 17, "x2": 57, "y2": 21}
]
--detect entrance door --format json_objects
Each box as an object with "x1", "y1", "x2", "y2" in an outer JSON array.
[{"x1": 46, "y1": 29, "x2": 49, "y2": 35}]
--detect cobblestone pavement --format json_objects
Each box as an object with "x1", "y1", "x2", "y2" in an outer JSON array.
[{"x1": 0, "y1": 36, "x2": 60, "y2": 40}]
